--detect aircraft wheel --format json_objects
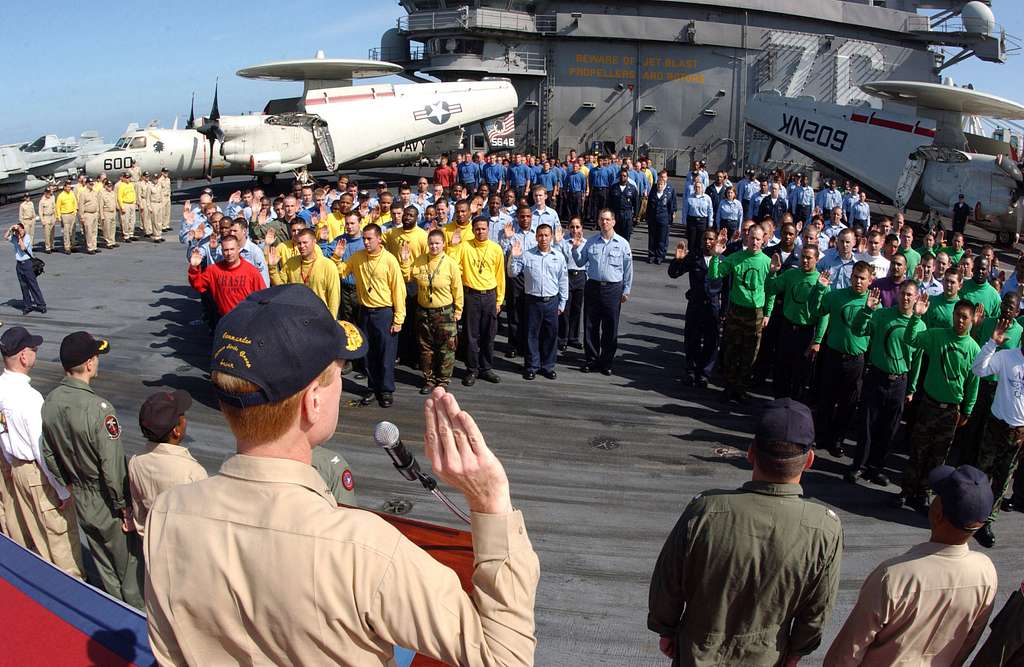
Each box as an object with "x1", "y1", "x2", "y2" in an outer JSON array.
[{"x1": 996, "y1": 230, "x2": 1015, "y2": 247}]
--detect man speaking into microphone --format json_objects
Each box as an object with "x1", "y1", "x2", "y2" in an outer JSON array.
[{"x1": 143, "y1": 284, "x2": 540, "y2": 666}]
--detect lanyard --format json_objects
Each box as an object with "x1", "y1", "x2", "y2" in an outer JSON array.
[{"x1": 426, "y1": 254, "x2": 445, "y2": 298}]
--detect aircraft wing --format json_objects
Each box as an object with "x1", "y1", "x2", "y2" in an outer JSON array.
[
  {"x1": 26, "y1": 154, "x2": 78, "y2": 177},
  {"x1": 745, "y1": 92, "x2": 935, "y2": 201}
]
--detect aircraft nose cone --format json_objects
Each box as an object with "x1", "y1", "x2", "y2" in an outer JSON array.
[{"x1": 83, "y1": 156, "x2": 103, "y2": 177}]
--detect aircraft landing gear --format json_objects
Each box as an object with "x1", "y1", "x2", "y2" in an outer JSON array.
[
  {"x1": 996, "y1": 230, "x2": 1018, "y2": 247},
  {"x1": 258, "y1": 173, "x2": 276, "y2": 187}
]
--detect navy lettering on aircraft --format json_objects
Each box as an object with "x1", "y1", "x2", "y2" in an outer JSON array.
[
  {"x1": 395, "y1": 140, "x2": 426, "y2": 153},
  {"x1": 778, "y1": 114, "x2": 848, "y2": 153},
  {"x1": 102, "y1": 156, "x2": 135, "y2": 171}
]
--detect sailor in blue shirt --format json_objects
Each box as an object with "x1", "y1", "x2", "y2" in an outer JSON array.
[
  {"x1": 320, "y1": 213, "x2": 365, "y2": 326},
  {"x1": 757, "y1": 183, "x2": 789, "y2": 227},
  {"x1": 842, "y1": 183, "x2": 860, "y2": 223},
  {"x1": 685, "y1": 179, "x2": 714, "y2": 251},
  {"x1": 849, "y1": 191, "x2": 870, "y2": 231},
  {"x1": 571, "y1": 208, "x2": 633, "y2": 375},
  {"x1": 821, "y1": 206, "x2": 848, "y2": 242},
  {"x1": 588, "y1": 156, "x2": 614, "y2": 225},
  {"x1": 498, "y1": 207, "x2": 538, "y2": 254},
  {"x1": 6, "y1": 222, "x2": 46, "y2": 314},
  {"x1": 715, "y1": 187, "x2": 744, "y2": 238},
  {"x1": 457, "y1": 156, "x2": 480, "y2": 190},
  {"x1": 510, "y1": 157, "x2": 532, "y2": 199},
  {"x1": 816, "y1": 228, "x2": 857, "y2": 289},
  {"x1": 535, "y1": 162, "x2": 560, "y2": 196},
  {"x1": 508, "y1": 223, "x2": 569, "y2": 378},
  {"x1": 815, "y1": 180, "x2": 843, "y2": 218},
  {"x1": 530, "y1": 186, "x2": 561, "y2": 233},
  {"x1": 608, "y1": 169, "x2": 640, "y2": 241},
  {"x1": 790, "y1": 174, "x2": 815, "y2": 225},
  {"x1": 482, "y1": 155, "x2": 504, "y2": 190},
  {"x1": 562, "y1": 162, "x2": 588, "y2": 221},
  {"x1": 750, "y1": 181, "x2": 770, "y2": 219},
  {"x1": 484, "y1": 195, "x2": 513, "y2": 243},
  {"x1": 646, "y1": 170, "x2": 676, "y2": 264}
]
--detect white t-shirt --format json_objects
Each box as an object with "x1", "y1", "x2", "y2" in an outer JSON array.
[{"x1": 972, "y1": 340, "x2": 1024, "y2": 426}]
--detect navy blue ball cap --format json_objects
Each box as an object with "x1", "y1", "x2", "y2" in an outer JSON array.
[
  {"x1": 0, "y1": 326, "x2": 42, "y2": 357},
  {"x1": 928, "y1": 465, "x2": 993, "y2": 530},
  {"x1": 60, "y1": 331, "x2": 109, "y2": 370},
  {"x1": 756, "y1": 398, "x2": 815, "y2": 451},
  {"x1": 212, "y1": 285, "x2": 367, "y2": 408}
]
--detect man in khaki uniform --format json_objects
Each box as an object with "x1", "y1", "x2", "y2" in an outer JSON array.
[
  {"x1": 18, "y1": 194, "x2": 37, "y2": 242},
  {"x1": 55, "y1": 180, "x2": 78, "y2": 254},
  {"x1": 156, "y1": 168, "x2": 172, "y2": 231},
  {"x1": 648, "y1": 398, "x2": 843, "y2": 666},
  {"x1": 99, "y1": 180, "x2": 119, "y2": 248},
  {"x1": 38, "y1": 186, "x2": 56, "y2": 253},
  {"x1": 128, "y1": 161, "x2": 141, "y2": 184},
  {"x1": 136, "y1": 172, "x2": 153, "y2": 239},
  {"x1": 128, "y1": 390, "x2": 206, "y2": 538},
  {"x1": 827, "y1": 465, "x2": 997, "y2": 665},
  {"x1": 0, "y1": 327, "x2": 84, "y2": 577},
  {"x1": 41, "y1": 331, "x2": 144, "y2": 608},
  {"x1": 77, "y1": 177, "x2": 101, "y2": 254},
  {"x1": 144, "y1": 285, "x2": 540, "y2": 666},
  {"x1": 115, "y1": 172, "x2": 137, "y2": 242}
]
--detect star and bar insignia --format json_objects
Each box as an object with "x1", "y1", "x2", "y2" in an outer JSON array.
[{"x1": 413, "y1": 100, "x2": 463, "y2": 126}]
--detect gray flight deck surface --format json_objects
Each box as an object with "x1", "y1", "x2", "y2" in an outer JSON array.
[{"x1": 0, "y1": 177, "x2": 1018, "y2": 666}]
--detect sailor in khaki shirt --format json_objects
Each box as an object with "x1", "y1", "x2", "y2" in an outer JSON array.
[
  {"x1": 144, "y1": 285, "x2": 540, "y2": 667},
  {"x1": 77, "y1": 177, "x2": 101, "y2": 254},
  {"x1": 826, "y1": 464, "x2": 997, "y2": 666},
  {"x1": 128, "y1": 390, "x2": 206, "y2": 539},
  {"x1": 38, "y1": 187, "x2": 56, "y2": 252},
  {"x1": 99, "y1": 181, "x2": 119, "y2": 248},
  {"x1": 18, "y1": 194, "x2": 37, "y2": 241}
]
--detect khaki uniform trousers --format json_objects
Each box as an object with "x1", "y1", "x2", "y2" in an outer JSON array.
[
  {"x1": 40, "y1": 214, "x2": 56, "y2": 251},
  {"x1": 119, "y1": 205, "x2": 136, "y2": 240},
  {"x1": 10, "y1": 460, "x2": 83, "y2": 578},
  {"x1": 60, "y1": 213, "x2": 78, "y2": 252},
  {"x1": 100, "y1": 213, "x2": 117, "y2": 247},
  {"x1": 140, "y1": 202, "x2": 157, "y2": 238},
  {"x1": 160, "y1": 198, "x2": 172, "y2": 230},
  {"x1": 80, "y1": 211, "x2": 99, "y2": 251},
  {"x1": 0, "y1": 457, "x2": 26, "y2": 546}
]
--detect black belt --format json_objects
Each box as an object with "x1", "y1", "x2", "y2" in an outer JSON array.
[
  {"x1": 466, "y1": 287, "x2": 495, "y2": 294},
  {"x1": 527, "y1": 294, "x2": 557, "y2": 303},
  {"x1": 687, "y1": 216, "x2": 707, "y2": 223},
  {"x1": 422, "y1": 303, "x2": 454, "y2": 311},
  {"x1": 587, "y1": 279, "x2": 621, "y2": 287},
  {"x1": 924, "y1": 393, "x2": 957, "y2": 410},
  {"x1": 364, "y1": 306, "x2": 393, "y2": 312},
  {"x1": 868, "y1": 366, "x2": 907, "y2": 381},
  {"x1": 569, "y1": 270, "x2": 586, "y2": 276},
  {"x1": 729, "y1": 304, "x2": 761, "y2": 315}
]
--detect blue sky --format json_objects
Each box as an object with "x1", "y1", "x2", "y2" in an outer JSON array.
[{"x1": 1, "y1": 1, "x2": 1021, "y2": 144}]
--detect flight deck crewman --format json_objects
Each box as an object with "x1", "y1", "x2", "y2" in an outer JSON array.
[
  {"x1": 116, "y1": 172, "x2": 138, "y2": 242},
  {"x1": 18, "y1": 193, "x2": 37, "y2": 241},
  {"x1": 77, "y1": 177, "x2": 101, "y2": 254},
  {"x1": 648, "y1": 398, "x2": 842, "y2": 666},
  {"x1": 136, "y1": 172, "x2": 153, "y2": 240},
  {"x1": 55, "y1": 180, "x2": 78, "y2": 255},
  {"x1": 38, "y1": 185, "x2": 56, "y2": 253},
  {"x1": 143, "y1": 285, "x2": 539, "y2": 666},
  {"x1": 41, "y1": 331, "x2": 144, "y2": 608},
  {"x1": 156, "y1": 168, "x2": 172, "y2": 231},
  {"x1": 100, "y1": 180, "x2": 119, "y2": 248}
]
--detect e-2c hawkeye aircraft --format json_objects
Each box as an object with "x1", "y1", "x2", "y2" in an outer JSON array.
[
  {"x1": 85, "y1": 55, "x2": 515, "y2": 183},
  {"x1": 746, "y1": 80, "x2": 1024, "y2": 244}
]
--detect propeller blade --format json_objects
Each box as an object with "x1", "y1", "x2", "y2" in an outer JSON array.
[
  {"x1": 186, "y1": 92, "x2": 195, "y2": 130},
  {"x1": 210, "y1": 79, "x2": 220, "y2": 121}
]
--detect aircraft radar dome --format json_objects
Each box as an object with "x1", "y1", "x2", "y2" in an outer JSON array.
[
  {"x1": 381, "y1": 29, "x2": 410, "y2": 62},
  {"x1": 961, "y1": 1, "x2": 996, "y2": 36}
]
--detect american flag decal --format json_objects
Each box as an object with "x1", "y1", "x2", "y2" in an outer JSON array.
[{"x1": 485, "y1": 112, "x2": 516, "y2": 142}]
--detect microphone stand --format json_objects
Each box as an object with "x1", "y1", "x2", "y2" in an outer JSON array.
[{"x1": 414, "y1": 470, "x2": 471, "y2": 525}]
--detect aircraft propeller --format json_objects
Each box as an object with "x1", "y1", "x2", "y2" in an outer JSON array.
[
  {"x1": 186, "y1": 92, "x2": 196, "y2": 130},
  {"x1": 195, "y1": 81, "x2": 224, "y2": 179}
]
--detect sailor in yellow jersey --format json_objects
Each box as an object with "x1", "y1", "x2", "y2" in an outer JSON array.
[
  {"x1": 115, "y1": 172, "x2": 138, "y2": 242},
  {"x1": 386, "y1": 206, "x2": 430, "y2": 367},
  {"x1": 401, "y1": 228, "x2": 464, "y2": 392},
  {"x1": 334, "y1": 223, "x2": 406, "y2": 408},
  {"x1": 268, "y1": 228, "x2": 340, "y2": 316},
  {"x1": 55, "y1": 180, "x2": 79, "y2": 254},
  {"x1": 316, "y1": 200, "x2": 346, "y2": 241},
  {"x1": 448, "y1": 216, "x2": 506, "y2": 386},
  {"x1": 263, "y1": 218, "x2": 307, "y2": 269},
  {"x1": 444, "y1": 199, "x2": 474, "y2": 247}
]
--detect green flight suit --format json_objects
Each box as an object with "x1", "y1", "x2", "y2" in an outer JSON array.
[
  {"x1": 311, "y1": 446, "x2": 357, "y2": 505},
  {"x1": 648, "y1": 481, "x2": 843, "y2": 666},
  {"x1": 898, "y1": 246, "x2": 921, "y2": 279},
  {"x1": 40, "y1": 377, "x2": 143, "y2": 608}
]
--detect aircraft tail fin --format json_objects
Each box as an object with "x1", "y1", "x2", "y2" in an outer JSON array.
[{"x1": 483, "y1": 112, "x2": 516, "y2": 151}]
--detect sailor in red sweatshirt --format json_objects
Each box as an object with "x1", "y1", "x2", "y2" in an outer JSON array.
[{"x1": 187, "y1": 234, "x2": 266, "y2": 316}]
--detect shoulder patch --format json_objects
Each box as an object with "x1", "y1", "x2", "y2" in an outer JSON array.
[
  {"x1": 104, "y1": 415, "x2": 121, "y2": 439},
  {"x1": 341, "y1": 469, "x2": 354, "y2": 491},
  {"x1": 100, "y1": 402, "x2": 108, "y2": 409},
  {"x1": 825, "y1": 508, "x2": 839, "y2": 521}
]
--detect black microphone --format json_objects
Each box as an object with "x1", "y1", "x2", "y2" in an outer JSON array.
[{"x1": 373, "y1": 421, "x2": 420, "y2": 481}]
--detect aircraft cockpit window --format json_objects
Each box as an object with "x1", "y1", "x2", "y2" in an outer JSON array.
[
  {"x1": 128, "y1": 137, "x2": 147, "y2": 149},
  {"x1": 22, "y1": 137, "x2": 46, "y2": 152},
  {"x1": 114, "y1": 137, "x2": 130, "y2": 149}
]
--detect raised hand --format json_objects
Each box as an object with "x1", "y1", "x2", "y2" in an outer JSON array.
[
  {"x1": 229, "y1": 190, "x2": 241, "y2": 204},
  {"x1": 264, "y1": 228, "x2": 276, "y2": 246},
  {"x1": 913, "y1": 263, "x2": 925, "y2": 283},
  {"x1": 266, "y1": 244, "x2": 280, "y2": 267},
  {"x1": 319, "y1": 225, "x2": 330, "y2": 241},
  {"x1": 818, "y1": 271, "x2": 832, "y2": 288},
  {"x1": 769, "y1": 252, "x2": 782, "y2": 273},
  {"x1": 972, "y1": 303, "x2": 986, "y2": 329},
  {"x1": 503, "y1": 221, "x2": 514, "y2": 238},
  {"x1": 452, "y1": 229, "x2": 462, "y2": 246},
  {"x1": 993, "y1": 317, "x2": 1012, "y2": 344},
  {"x1": 866, "y1": 287, "x2": 881, "y2": 309},
  {"x1": 191, "y1": 226, "x2": 204, "y2": 241},
  {"x1": 401, "y1": 242, "x2": 412, "y2": 263},
  {"x1": 675, "y1": 240, "x2": 687, "y2": 260},
  {"x1": 333, "y1": 237, "x2": 347, "y2": 259},
  {"x1": 511, "y1": 239, "x2": 523, "y2": 257},
  {"x1": 554, "y1": 225, "x2": 564, "y2": 244},
  {"x1": 936, "y1": 229, "x2": 945, "y2": 246},
  {"x1": 572, "y1": 233, "x2": 584, "y2": 249},
  {"x1": 913, "y1": 292, "x2": 930, "y2": 317},
  {"x1": 189, "y1": 248, "x2": 203, "y2": 267},
  {"x1": 712, "y1": 228, "x2": 728, "y2": 256}
]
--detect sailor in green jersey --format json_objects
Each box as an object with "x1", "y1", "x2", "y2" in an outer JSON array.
[
  {"x1": 958, "y1": 293, "x2": 1023, "y2": 468},
  {"x1": 936, "y1": 230, "x2": 966, "y2": 265},
  {"x1": 808, "y1": 261, "x2": 873, "y2": 458},
  {"x1": 708, "y1": 223, "x2": 771, "y2": 402},
  {"x1": 897, "y1": 226, "x2": 920, "y2": 278},
  {"x1": 765, "y1": 244, "x2": 823, "y2": 399},
  {"x1": 922, "y1": 268, "x2": 962, "y2": 330},
  {"x1": 960, "y1": 256, "x2": 1001, "y2": 318},
  {"x1": 894, "y1": 297, "x2": 981, "y2": 512},
  {"x1": 845, "y1": 281, "x2": 925, "y2": 487}
]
